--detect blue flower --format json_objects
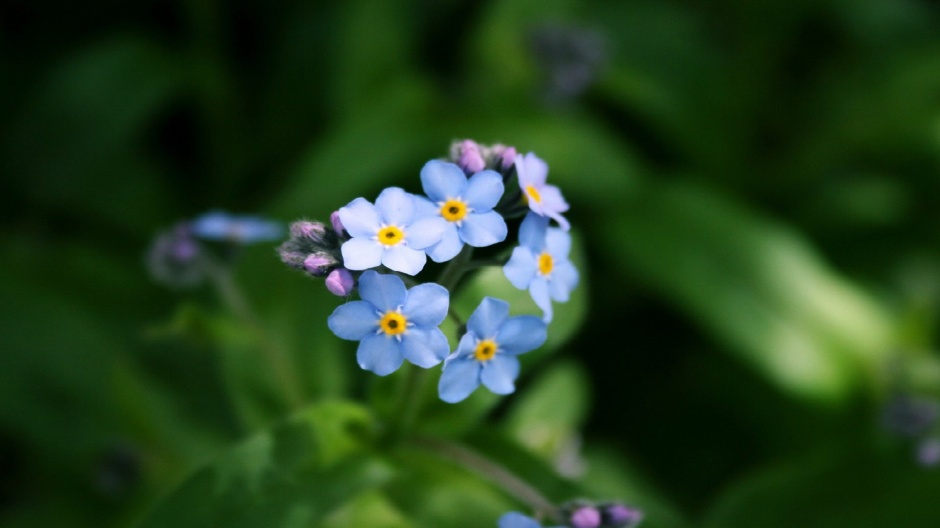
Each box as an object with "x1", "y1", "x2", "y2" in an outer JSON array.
[
  {"x1": 338, "y1": 187, "x2": 448, "y2": 275},
  {"x1": 416, "y1": 160, "x2": 508, "y2": 262},
  {"x1": 503, "y1": 213, "x2": 578, "y2": 323},
  {"x1": 498, "y1": 512, "x2": 563, "y2": 528},
  {"x1": 515, "y1": 152, "x2": 570, "y2": 231},
  {"x1": 190, "y1": 211, "x2": 284, "y2": 243},
  {"x1": 438, "y1": 297, "x2": 546, "y2": 403},
  {"x1": 327, "y1": 271, "x2": 450, "y2": 375}
]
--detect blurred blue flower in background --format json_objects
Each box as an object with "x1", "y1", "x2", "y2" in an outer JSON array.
[
  {"x1": 498, "y1": 512, "x2": 562, "y2": 528},
  {"x1": 190, "y1": 210, "x2": 284, "y2": 244}
]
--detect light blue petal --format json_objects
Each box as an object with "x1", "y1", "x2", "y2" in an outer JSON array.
[
  {"x1": 529, "y1": 277, "x2": 553, "y2": 323},
  {"x1": 438, "y1": 356, "x2": 481, "y2": 403},
  {"x1": 481, "y1": 355, "x2": 520, "y2": 395},
  {"x1": 402, "y1": 283, "x2": 449, "y2": 327},
  {"x1": 406, "y1": 216, "x2": 448, "y2": 250},
  {"x1": 382, "y1": 245, "x2": 426, "y2": 276},
  {"x1": 358, "y1": 270, "x2": 407, "y2": 311},
  {"x1": 425, "y1": 226, "x2": 464, "y2": 263},
  {"x1": 540, "y1": 184, "x2": 570, "y2": 213},
  {"x1": 459, "y1": 211, "x2": 507, "y2": 248},
  {"x1": 356, "y1": 333, "x2": 404, "y2": 376},
  {"x1": 503, "y1": 247, "x2": 537, "y2": 290},
  {"x1": 420, "y1": 160, "x2": 467, "y2": 201},
  {"x1": 518, "y1": 212, "x2": 548, "y2": 252},
  {"x1": 467, "y1": 297, "x2": 509, "y2": 338},
  {"x1": 375, "y1": 187, "x2": 415, "y2": 226},
  {"x1": 327, "y1": 301, "x2": 379, "y2": 340},
  {"x1": 515, "y1": 152, "x2": 548, "y2": 188},
  {"x1": 413, "y1": 195, "x2": 439, "y2": 217},
  {"x1": 495, "y1": 315, "x2": 547, "y2": 355},
  {"x1": 454, "y1": 331, "x2": 477, "y2": 355},
  {"x1": 498, "y1": 512, "x2": 542, "y2": 528},
  {"x1": 341, "y1": 238, "x2": 383, "y2": 270},
  {"x1": 463, "y1": 170, "x2": 504, "y2": 211},
  {"x1": 549, "y1": 261, "x2": 579, "y2": 302},
  {"x1": 545, "y1": 227, "x2": 571, "y2": 258},
  {"x1": 338, "y1": 198, "x2": 381, "y2": 238},
  {"x1": 400, "y1": 327, "x2": 449, "y2": 368}
]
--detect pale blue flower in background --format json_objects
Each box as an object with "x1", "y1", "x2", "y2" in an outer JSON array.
[
  {"x1": 327, "y1": 271, "x2": 450, "y2": 375},
  {"x1": 438, "y1": 297, "x2": 546, "y2": 403},
  {"x1": 503, "y1": 213, "x2": 579, "y2": 322},
  {"x1": 190, "y1": 211, "x2": 284, "y2": 243},
  {"x1": 416, "y1": 160, "x2": 508, "y2": 262},
  {"x1": 498, "y1": 512, "x2": 563, "y2": 528},
  {"x1": 338, "y1": 187, "x2": 447, "y2": 275}
]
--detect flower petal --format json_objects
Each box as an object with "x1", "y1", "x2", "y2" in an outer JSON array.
[
  {"x1": 459, "y1": 211, "x2": 507, "y2": 248},
  {"x1": 438, "y1": 356, "x2": 481, "y2": 403},
  {"x1": 545, "y1": 227, "x2": 572, "y2": 258},
  {"x1": 402, "y1": 282, "x2": 449, "y2": 327},
  {"x1": 341, "y1": 238, "x2": 383, "y2": 270},
  {"x1": 356, "y1": 333, "x2": 405, "y2": 376},
  {"x1": 467, "y1": 297, "x2": 509, "y2": 338},
  {"x1": 529, "y1": 277, "x2": 553, "y2": 323},
  {"x1": 515, "y1": 152, "x2": 548, "y2": 188},
  {"x1": 539, "y1": 184, "x2": 570, "y2": 212},
  {"x1": 381, "y1": 245, "x2": 427, "y2": 276},
  {"x1": 495, "y1": 315, "x2": 547, "y2": 355},
  {"x1": 358, "y1": 270, "x2": 407, "y2": 311},
  {"x1": 425, "y1": 226, "x2": 464, "y2": 263},
  {"x1": 463, "y1": 170, "x2": 504, "y2": 211},
  {"x1": 338, "y1": 198, "x2": 381, "y2": 238},
  {"x1": 518, "y1": 212, "x2": 548, "y2": 252},
  {"x1": 498, "y1": 512, "x2": 542, "y2": 528},
  {"x1": 400, "y1": 327, "x2": 449, "y2": 367},
  {"x1": 454, "y1": 331, "x2": 477, "y2": 355},
  {"x1": 503, "y1": 247, "x2": 537, "y2": 290},
  {"x1": 375, "y1": 187, "x2": 415, "y2": 226},
  {"x1": 420, "y1": 160, "x2": 467, "y2": 201},
  {"x1": 549, "y1": 260, "x2": 579, "y2": 302},
  {"x1": 406, "y1": 216, "x2": 448, "y2": 250},
  {"x1": 481, "y1": 355, "x2": 520, "y2": 395},
  {"x1": 327, "y1": 301, "x2": 379, "y2": 340},
  {"x1": 413, "y1": 195, "x2": 439, "y2": 217}
]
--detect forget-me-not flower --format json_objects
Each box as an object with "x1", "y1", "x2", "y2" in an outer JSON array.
[
  {"x1": 327, "y1": 271, "x2": 450, "y2": 375},
  {"x1": 503, "y1": 213, "x2": 579, "y2": 323},
  {"x1": 515, "y1": 152, "x2": 570, "y2": 231},
  {"x1": 498, "y1": 512, "x2": 563, "y2": 528},
  {"x1": 338, "y1": 187, "x2": 447, "y2": 275},
  {"x1": 190, "y1": 211, "x2": 284, "y2": 243},
  {"x1": 416, "y1": 160, "x2": 508, "y2": 262},
  {"x1": 438, "y1": 297, "x2": 546, "y2": 403}
]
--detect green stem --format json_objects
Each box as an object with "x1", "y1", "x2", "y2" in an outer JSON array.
[
  {"x1": 207, "y1": 260, "x2": 305, "y2": 410},
  {"x1": 413, "y1": 437, "x2": 558, "y2": 518}
]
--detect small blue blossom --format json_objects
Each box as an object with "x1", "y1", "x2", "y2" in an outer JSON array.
[
  {"x1": 498, "y1": 512, "x2": 563, "y2": 528},
  {"x1": 503, "y1": 213, "x2": 579, "y2": 322},
  {"x1": 416, "y1": 160, "x2": 508, "y2": 262},
  {"x1": 438, "y1": 297, "x2": 546, "y2": 403},
  {"x1": 338, "y1": 187, "x2": 448, "y2": 276},
  {"x1": 190, "y1": 211, "x2": 284, "y2": 243},
  {"x1": 515, "y1": 152, "x2": 570, "y2": 231},
  {"x1": 327, "y1": 270, "x2": 450, "y2": 375}
]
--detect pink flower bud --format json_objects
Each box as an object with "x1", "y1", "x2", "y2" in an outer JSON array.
[
  {"x1": 325, "y1": 268, "x2": 355, "y2": 296},
  {"x1": 330, "y1": 211, "x2": 346, "y2": 237}
]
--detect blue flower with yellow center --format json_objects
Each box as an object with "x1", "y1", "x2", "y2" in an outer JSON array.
[
  {"x1": 438, "y1": 297, "x2": 546, "y2": 403},
  {"x1": 327, "y1": 271, "x2": 450, "y2": 375},
  {"x1": 503, "y1": 213, "x2": 579, "y2": 323},
  {"x1": 415, "y1": 160, "x2": 508, "y2": 262}
]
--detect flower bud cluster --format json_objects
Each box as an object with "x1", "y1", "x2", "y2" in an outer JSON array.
[
  {"x1": 562, "y1": 501, "x2": 643, "y2": 528},
  {"x1": 449, "y1": 139, "x2": 518, "y2": 176},
  {"x1": 277, "y1": 218, "x2": 356, "y2": 296}
]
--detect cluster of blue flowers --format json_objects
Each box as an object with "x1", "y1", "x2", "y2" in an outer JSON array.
[{"x1": 278, "y1": 140, "x2": 579, "y2": 403}]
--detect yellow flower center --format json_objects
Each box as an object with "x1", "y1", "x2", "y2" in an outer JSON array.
[
  {"x1": 525, "y1": 184, "x2": 542, "y2": 204},
  {"x1": 538, "y1": 252, "x2": 554, "y2": 276},
  {"x1": 377, "y1": 225, "x2": 404, "y2": 246},
  {"x1": 379, "y1": 311, "x2": 407, "y2": 336},
  {"x1": 440, "y1": 199, "x2": 468, "y2": 223},
  {"x1": 474, "y1": 339, "x2": 498, "y2": 362}
]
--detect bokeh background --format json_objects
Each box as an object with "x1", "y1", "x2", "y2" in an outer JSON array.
[{"x1": 3, "y1": 0, "x2": 940, "y2": 526}]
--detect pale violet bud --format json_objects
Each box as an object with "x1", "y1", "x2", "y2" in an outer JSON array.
[
  {"x1": 278, "y1": 247, "x2": 308, "y2": 269},
  {"x1": 569, "y1": 506, "x2": 601, "y2": 528},
  {"x1": 330, "y1": 211, "x2": 346, "y2": 237},
  {"x1": 455, "y1": 139, "x2": 486, "y2": 174},
  {"x1": 290, "y1": 220, "x2": 328, "y2": 244},
  {"x1": 491, "y1": 144, "x2": 518, "y2": 170},
  {"x1": 600, "y1": 504, "x2": 643, "y2": 527},
  {"x1": 325, "y1": 268, "x2": 355, "y2": 296},
  {"x1": 303, "y1": 253, "x2": 338, "y2": 277}
]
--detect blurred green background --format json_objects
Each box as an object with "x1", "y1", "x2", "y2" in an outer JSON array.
[{"x1": 3, "y1": 0, "x2": 940, "y2": 526}]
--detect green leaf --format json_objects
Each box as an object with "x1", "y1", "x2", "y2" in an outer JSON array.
[{"x1": 136, "y1": 401, "x2": 389, "y2": 528}]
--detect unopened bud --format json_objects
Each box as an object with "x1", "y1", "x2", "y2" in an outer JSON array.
[
  {"x1": 303, "y1": 253, "x2": 338, "y2": 276},
  {"x1": 290, "y1": 221, "x2": 328, "y2": 244},
  {"x1": 325, "y1": 268, "x2": 355, "y2": 296},
  {"x1": 491, "y1": 144, "x2": 518, "y2": 169},
  {"x1": 600, "y1": 504, "x2": 643, "y2": 527},
  {"x1": 569, "y1": 507, "x2": 601, "y2": 528},
  {"x1": 454, "y1": 139, "x2": 485, "y2": 174},
  {"x1": 330, "y1": 211, "x2": 346, "y2": 238}
]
